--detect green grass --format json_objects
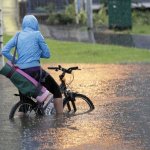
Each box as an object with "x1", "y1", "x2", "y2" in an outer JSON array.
[
  {"x1": 131, "y1": 24, "x2": 150, "y2": 35},
  {"x1": 114, "y1": 24, "x2": 150, "y2": 35},
  {"x1": 105, "y1": 23, "x2": 150, "y2": 35},
  {"x1": 4, "y1": 34, "x2": 150, "y2": 64}
]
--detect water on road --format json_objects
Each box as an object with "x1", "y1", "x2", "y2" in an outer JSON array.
[{"x1": 0, "y1": 64, "x2": 150, "y2": 150}]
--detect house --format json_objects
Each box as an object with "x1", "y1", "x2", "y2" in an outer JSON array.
[
  {"x1": 132, "y1": 0, "x2": 150, "y2": 9},
  {"x1": 18, "y1": 0, "x2": 150, "y2": 23},
  {"x1": 19, "y1": 0, "x2": 150, "y2": 14}
]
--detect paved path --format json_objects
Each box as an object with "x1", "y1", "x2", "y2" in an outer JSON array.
[{"x1": 0, "y1": 0, "x2": 18, "y2": 35}]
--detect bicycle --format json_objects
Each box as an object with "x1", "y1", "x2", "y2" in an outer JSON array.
[{"x1": 9, "y1": 65, "x2": 95, "y2": 119}]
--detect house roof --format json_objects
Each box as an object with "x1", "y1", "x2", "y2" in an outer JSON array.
[
  {"x1": 132, "y1": 0, "x2": 150, "y2": 8},
  {"x1": 92, "y1": 0, "x2": 150, "y2": 9},
  {"x1": 132, "y1": 0, "x2": 150, "y2": 2}
]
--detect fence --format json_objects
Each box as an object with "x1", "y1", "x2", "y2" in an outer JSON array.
[
  {"x1": 27, "y1": 0, "x2": 72, "y2": 13},
  {"x1": 18, "y1": 0, "x2": 74, "y2": 23}
]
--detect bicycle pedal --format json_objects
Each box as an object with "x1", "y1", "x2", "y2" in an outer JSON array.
[
  {"x1": 37, "y1": 102, "x2": 44, "y2": 107},
  {"x1": 36, "y1": 103, "x2": 45, "y2": 116},
  {"x1": 14, "y1": 94, "x2": 20, "y2": 96},
  {"x1": 34, "y1": 107, "x2": 44, "y2": 116}
]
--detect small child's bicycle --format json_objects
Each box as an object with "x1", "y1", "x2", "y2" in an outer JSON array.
[{"x1": 9, "y1": 65, "x2": 94, "y2": 119}]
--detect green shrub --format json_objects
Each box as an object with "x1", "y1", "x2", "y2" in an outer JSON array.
[
  {"x1": 47, "y1": 13, "x2": 75, "y2": 25},
  {"x1": 93, "y1": 6, "x2": 108, "y2": 27},
  {"x1": 78, "y1": 10, "x2": 87, "y2": 25},
  {"x1": 65, "y1": 4, "x2": 75, "y2": 18},
  {"x1": 46, "y1": 13, "x2": 59, "y2": 25},
  {"x1": 46, "y1": 4, "x2": 75, "y2": 25},
  {"x1": 132, "y1": 10, "x2": 150, "y2": 25},
  {"x1": 46, "y1": 3, "x2": 55, "y2": 13},
  {"x1": 35, "y1": 7, "x2": 48, "y2": 13},
  {"x1": 64, "y1": 4, "x2": 76, "y2": 24}
]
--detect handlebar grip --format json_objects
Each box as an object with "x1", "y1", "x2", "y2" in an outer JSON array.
[
  {"x1": 70, "y1": 66, "x2": 79, "y2": 70},
  {"x1": 47, "y1": 67, "x2": 59, "y2": 70}
]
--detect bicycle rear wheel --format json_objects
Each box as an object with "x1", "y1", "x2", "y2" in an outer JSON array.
[
  {"x1": 63, "y1": 93, "x2": 94, "y2": 115},
  {"x1": 9, "y1": 100, "x2": 37, "y2": 119}
]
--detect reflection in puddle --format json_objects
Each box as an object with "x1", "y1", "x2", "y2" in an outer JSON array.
[{"x1": 1, "y1": 64, "x2": 150, "y2": 149}]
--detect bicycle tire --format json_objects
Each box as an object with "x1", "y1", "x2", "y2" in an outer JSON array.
[
  {"x1": 9, "y1": 100, "x2": 37, "y2": 119},
  {"x1": 63, "y1": 93, "x2": 94, "y2": 114},
  {"x1": 9, "y1": 101, "x2": 21, "y2": 119}
]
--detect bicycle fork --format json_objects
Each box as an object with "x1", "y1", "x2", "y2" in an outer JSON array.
[{"x1": 66, "y1": 93, "x2": 77, "y2": 112}]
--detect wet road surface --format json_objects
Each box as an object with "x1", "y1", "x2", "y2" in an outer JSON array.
[{"x1": 1, "y1": 64, "x2": 150, "y2": 150}]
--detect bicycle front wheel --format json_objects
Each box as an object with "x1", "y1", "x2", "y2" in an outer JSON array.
[{"x1": 63, "y1": 93, "x2": 94, "y2": 115}]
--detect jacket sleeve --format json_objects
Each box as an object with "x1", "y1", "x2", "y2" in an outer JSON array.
[
  {"x1": 2, "y1": 33, "x2": 18, "y2": 62},
  {"x1": 38, "y1": 32, "x2": 50, "y2": 58}
]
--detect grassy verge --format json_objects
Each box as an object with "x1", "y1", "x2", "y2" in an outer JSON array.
[
  {"x1": 113, "y1": 24, "x2": 150, "y2": 35},
  {"x1": 131, "y1": 24, "x2": 150, "y2": 35},
  {"x1": 4, "y1": 34, "x2": 150, "y2": 64}
]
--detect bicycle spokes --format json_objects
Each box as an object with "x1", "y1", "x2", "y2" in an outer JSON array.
[{"x1": 15, "y1": 103, "x2": 36, "y2": 118}]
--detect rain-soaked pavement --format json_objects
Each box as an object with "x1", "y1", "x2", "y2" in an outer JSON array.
[{"x1": 1, "y1": 63, "x2": 150, "y2": 150}]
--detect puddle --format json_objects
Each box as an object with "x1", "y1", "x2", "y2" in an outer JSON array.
[{"x1": 0, "y1": 64, "x2": 150, "y2": 149}]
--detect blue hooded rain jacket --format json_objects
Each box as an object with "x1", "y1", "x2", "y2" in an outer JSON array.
[{"x1": 2, "y1": 15, "x2": 50, "y2": 69}]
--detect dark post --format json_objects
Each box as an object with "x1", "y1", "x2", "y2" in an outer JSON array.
[{"x1": 108, "y1": 0, "x2": 132, "y2": 30}]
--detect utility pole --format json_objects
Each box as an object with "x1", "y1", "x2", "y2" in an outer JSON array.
[
  {"x1": 86, "y1": 0, "x2": 93, "y2": 29},
  {"x1": 75, "y1": 0, "x2": 79, "y2": 24},
  {"x1": 0, "y1": 8, "x2": 4, "y2": 66}
]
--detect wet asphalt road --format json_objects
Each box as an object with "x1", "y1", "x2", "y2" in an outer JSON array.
[{"x1": 0, "y1": 64, "x2": 150, "y2": 150}]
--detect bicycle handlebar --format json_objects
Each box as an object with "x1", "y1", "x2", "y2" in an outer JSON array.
[{"x1": 48, "y1": 65, "x2": 81, "y2": 74}]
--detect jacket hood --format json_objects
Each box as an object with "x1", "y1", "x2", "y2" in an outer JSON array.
[{"x1": 22, "y1": 15, "x2": 39, "y2": 31}]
